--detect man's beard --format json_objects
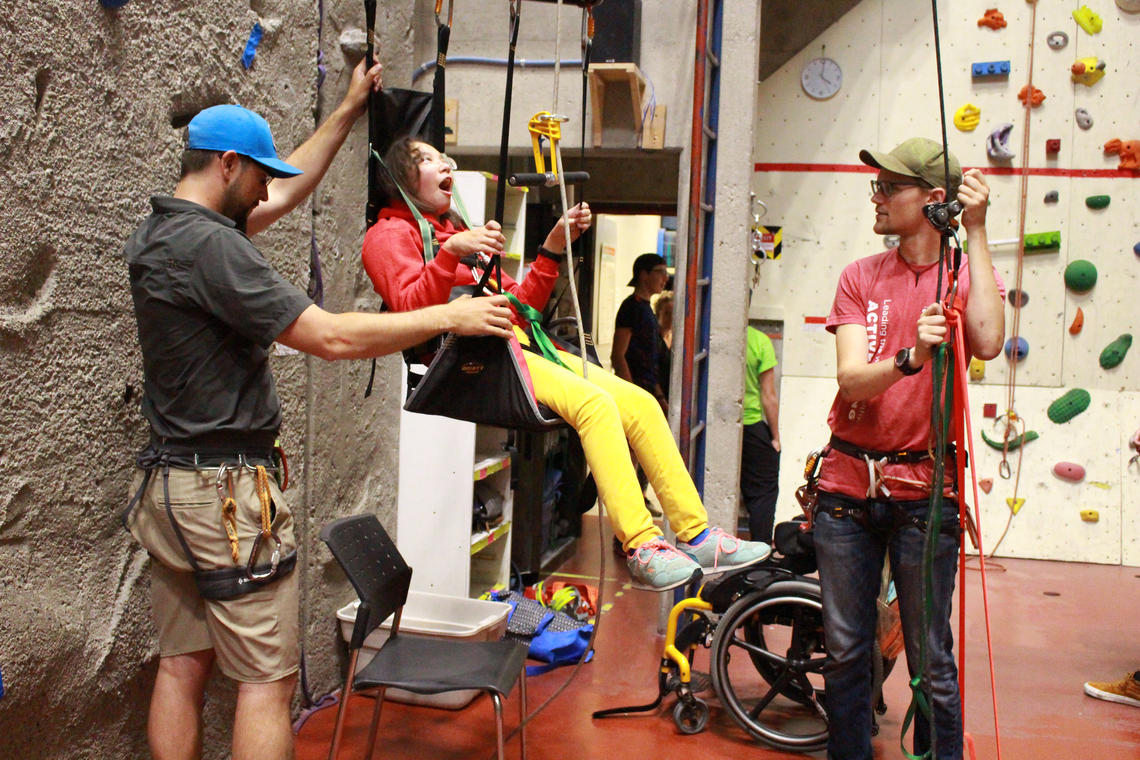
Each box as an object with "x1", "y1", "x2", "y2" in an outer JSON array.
[{"x1": 220, "y1": 185, "x2": 256, "y2": 233}]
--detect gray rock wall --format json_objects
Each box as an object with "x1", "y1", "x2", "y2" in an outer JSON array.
[{"x1": 0, "y1": 1, "x2": 414, "y2": 757}]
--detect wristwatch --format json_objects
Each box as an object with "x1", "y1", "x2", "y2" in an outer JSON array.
[{"x1": 894, "y1": 347, "x2": 922, "y2": 376}]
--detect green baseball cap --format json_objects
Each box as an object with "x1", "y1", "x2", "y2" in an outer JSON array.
[{"x1": 859, "y1": 137, "x2": 961, "y2": 195}]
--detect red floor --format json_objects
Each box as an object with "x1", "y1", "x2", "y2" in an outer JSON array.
[{"x1": 297, "y1": 516, "x2": 1140, "y2": 760}]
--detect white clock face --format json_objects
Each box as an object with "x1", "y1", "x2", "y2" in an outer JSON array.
[{"x1": 801, "y1": 57, "x2": 842, "y2": 100}]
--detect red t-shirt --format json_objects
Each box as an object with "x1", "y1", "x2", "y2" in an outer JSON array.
[
  {"x1": 360, "y1": 203, "x2": 560, "y2": 324},
  {"x1": 817, "y1": 248, "x2": 1004, "y2": 500}
]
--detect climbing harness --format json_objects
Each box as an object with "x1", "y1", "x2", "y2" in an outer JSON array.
[{"x1": 121, "y1": 442, "x2": 296, "y2": 600}]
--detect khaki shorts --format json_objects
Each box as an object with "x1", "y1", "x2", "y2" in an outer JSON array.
[{"x1": 128, "y1": 466, "x2": 299, "y2": 683}]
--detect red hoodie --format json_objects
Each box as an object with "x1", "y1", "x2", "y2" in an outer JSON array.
[{"x1": 361, "y1": 203, "x2": 561, "y2": 325}]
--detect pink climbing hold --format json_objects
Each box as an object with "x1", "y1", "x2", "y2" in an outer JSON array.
[
  {"x1": 1053, "y1": 462, "x2": 1086, "y2": 482},
  {"x1": 979, "y1": 478, "x2": 994, "y2": 494}
]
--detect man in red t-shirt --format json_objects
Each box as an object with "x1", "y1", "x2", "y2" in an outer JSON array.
[{"x1": 813, "y1": 138, "x2": 1005, "y2": 760}]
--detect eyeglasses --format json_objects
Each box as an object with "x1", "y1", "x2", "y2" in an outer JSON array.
[
  {"x1": 869, "y1": 179, "x2": 923, "y2": 197},
  {"x1": 238, "y1": 156, "x2": 273, "y2": 187},
  {"x1": 416, "y1": 151, "x2": 457, "y2": 171}
]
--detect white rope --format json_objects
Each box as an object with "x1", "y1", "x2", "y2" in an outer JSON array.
[{"x1": 553, "y1": 0, "x2": 562, "y2": 113}]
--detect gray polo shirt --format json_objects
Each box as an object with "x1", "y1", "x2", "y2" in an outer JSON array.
[{"x1": 124, "y1": 196, "x2": 312, "y2": 446}]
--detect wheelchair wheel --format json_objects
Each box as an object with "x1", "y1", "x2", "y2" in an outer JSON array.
[
  {"x1": 710, "y1": 580, "x2": 829, "y2": 751},
  {"x1": 672, "y1": 696, "x2": 710, "y2": 735}
]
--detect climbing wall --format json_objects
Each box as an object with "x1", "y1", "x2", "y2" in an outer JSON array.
[{"x1": 751, "y1": 0, "x2": 1140, "y2": 565}]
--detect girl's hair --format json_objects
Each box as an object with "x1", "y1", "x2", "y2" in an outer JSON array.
[{"x1": 377, "y1": 136, "x2": 455, "y2": 222}]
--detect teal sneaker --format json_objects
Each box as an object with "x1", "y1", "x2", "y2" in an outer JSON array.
[
  {"x1": 678, "y1": 527, "x2": 771, "y2": 575},
  {"x1": 626, "y1": 537, "x2": 703, "y2": 591}
]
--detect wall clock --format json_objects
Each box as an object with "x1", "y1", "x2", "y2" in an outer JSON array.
[{"x1": 801, "y1": 57, "x2": 842, "y2": 100}]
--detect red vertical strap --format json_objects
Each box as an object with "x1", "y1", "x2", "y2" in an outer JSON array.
[{"x1": 946, "y1": 306, "x2": 1003, "y2": 760}]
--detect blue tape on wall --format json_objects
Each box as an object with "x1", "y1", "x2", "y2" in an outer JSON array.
[
  {"x1": 1, "y1": 664, "x2": 5, "y2": 699},
  {"x1": 242, "y1": 23, "x2": 263, "y2": 70}
]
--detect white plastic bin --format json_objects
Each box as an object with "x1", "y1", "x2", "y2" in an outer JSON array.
[{"x1": 336, "y1": 591, "x2": 511, "y2": 709}]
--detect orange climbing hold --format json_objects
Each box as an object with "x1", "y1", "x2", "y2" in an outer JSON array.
[
  {"x1": 979, "y1": 478, "x2": 994, "y2": 494},
  {"x1": 1069, "y1": 307, "x2": 1084, "y2": 335},
  {"x1": 978, "y1": 8, "x2": 1007, "y2": 29},
  {"x1": 1104, "y1": 138, "x2": 1140, "y2": 170},
  {"x1": 1018, "y1": 85, "x2": 1046, "y2": 107}
]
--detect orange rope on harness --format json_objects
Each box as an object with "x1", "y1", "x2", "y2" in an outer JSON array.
[
  {"x1": 943, "y1": 300, "x2": 1004, "y2": 760},
  {"x1": 219, "y1": 465, "x2": 275, "y2": 565}
]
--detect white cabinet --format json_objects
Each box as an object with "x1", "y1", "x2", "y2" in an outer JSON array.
[
  {"x1": 395, "y1": 171, "x2": 525, "y2": 598},
  {"x1": 396, "y1": 404, "x2": 514, "y2": 598}
]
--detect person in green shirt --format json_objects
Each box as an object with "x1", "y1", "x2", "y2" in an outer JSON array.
[{"x1": 741, "y1": 326, "x2": 781, "y2": 542}]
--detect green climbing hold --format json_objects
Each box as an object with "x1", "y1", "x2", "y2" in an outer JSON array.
[
  {"x1": 1100, "y1": 333, "x2": 1133, "y2": 369},
  {"x1": 1064, "y1": 259, "x2": 1097, "y2": 292},
  {"x1": 1047, "y1": 388, "x2": 1091, "y2": 423},
  {"x1": 1085, "y1": 194, "x2": 1110, "y2": 209},
  {"x1": 981, "y1": 429, "x2": 1040, "y2": 450}
]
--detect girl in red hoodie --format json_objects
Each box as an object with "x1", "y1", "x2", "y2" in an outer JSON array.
[{"x1": 362, "y1": 138, "x2": 769, "y2": 590}]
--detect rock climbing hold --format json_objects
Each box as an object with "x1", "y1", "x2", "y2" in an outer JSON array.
[
  {"x1": 1072, "y1": 6, "x2": 1103, "y2": 35},
  {"x1": 972, "y1": 60, "x2": 1010, "y2": 78},
  {"x1": 1080, "y1": 509, "x2": 1099, "y2": 522},
  {"x1": 1071, "y1": 57, "x2": 1107, "y2": 86},
  {"x1": 1024, "y1": 230, "x2": 1060, "y2": 250},
  {"x1": 1075, "y1": 108, "x2": 1094, "y2": 130},
  {"x1": 1085, "y1": 194, "x2": 1110, "y2": 209},
  {"x1": 983, "y1": 403, "x2": 998, "y2": 418},
  {"x1": 1088, "y1": 481, "x2": 1112, "y2": 490},
  {"x1": 978, "y1": 9, "x2": 1007, "y2": 29},
  {"x1": 1047, "y1": 388, "x2": 1091, "y2": 424},
  {"x1": 1008, "y1": 289, "x2": 1029, "y2": 307},
  {"x1": 1119, "y1": 0, "x2": 1140, "y2": 13},
  {"x1": 1004, "y1": 336, "x2": 1029, "y2": 362},
  {"x1": 1103, "y1": 139, "x2": 1140, "y2": 170},
  {"x1": 1044, "y1": 190, "x2": 1059, "y2": 203},
  {"x1": 1064, "y1": 259, "x2": 1097, "y2": 292},
  {"x1": 1054, "y1": 462, "x2": 1086, "y2": 482},
  {"x1": 1047, "y1": 31, "x2": 1069, "y2": 49},
  {"x1": 987, "y1": 123, "x2": 1015, "y2": 160},
  {"x1": 1006, "y1": 497, "x2": 1026, "y2": 515},
  {"x1": 1134, "y1": 241, "x2": 1140, "y2": 258},
  {"x1": 1045, "y1": 138, "x2": 1061, "y2": 155},
  {"x1": 969, "y1": 357, "x2": 986, "y2": 380},
  {"x1": 1099, "y1": 333, "x2": 1132, "y2": 369},
  {"x1": 1069, "y1": 307, "x2": 1084, "y2": 335},
  {"x1": 954, "y1": 103, "x2": 982, "y2": 132},
  {"x1": 1018, "y1": 85, "x2": 1046, "y2": 108},
  {"x1": 241, "y1": 23, "x2": 264, "y2": 70},
  {"x1": 979, "y1": 478, "x2": 994, "y2": 494},
  {"x1": 981, "y1": 429, "x2": 1039, "y2": 450}
]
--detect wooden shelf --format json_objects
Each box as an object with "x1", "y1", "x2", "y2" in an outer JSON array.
[
  {"x1": 587, "y1": 63, "x2": 665, "y2": 150},
  {"x1": 470, "y1": 520, "x2": 511, "y2": 556}
]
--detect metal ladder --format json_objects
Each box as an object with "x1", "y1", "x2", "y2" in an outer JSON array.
[{"x1": 678, "y1": 0, "x2": 722, "y2": 492}]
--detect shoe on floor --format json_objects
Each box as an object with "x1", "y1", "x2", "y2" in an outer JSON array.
[
  {"x1": 1083, "y1": 671, "x2": 1140, "y2": 708},
  {"x1": 677, "y1": 527, "x2": 771, "y2": 575},
  {"x1": 626, "y1": 537, "x2": 703, "y2": 591}
]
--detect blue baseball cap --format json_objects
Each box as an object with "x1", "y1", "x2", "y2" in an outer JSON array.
[{"x1": 187, "y1": 104, "x2": 302, "y2": 178}]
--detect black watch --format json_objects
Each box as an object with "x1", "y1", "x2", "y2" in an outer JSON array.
[{"x1": 894, "y1": 347, "x2": 922, "y2": 376}]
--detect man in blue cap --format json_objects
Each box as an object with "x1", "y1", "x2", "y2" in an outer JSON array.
[{"x1": 122, "y1": 61, "x2": 513, "y2": 760}]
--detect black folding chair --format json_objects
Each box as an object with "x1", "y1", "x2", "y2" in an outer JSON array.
[{"x1": 321, "y1": 514, "x2": 529, "y2": 760}]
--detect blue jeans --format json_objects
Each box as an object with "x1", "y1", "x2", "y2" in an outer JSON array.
[{"x1": 814, "y1": 491, "x2": 963, "y2": 760}]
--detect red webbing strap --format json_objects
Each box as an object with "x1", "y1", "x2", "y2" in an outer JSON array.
[{"x1": 944, "y1": 303, "x2": 1004, "y2": 760}]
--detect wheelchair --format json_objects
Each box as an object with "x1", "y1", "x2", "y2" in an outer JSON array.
[{"x1": 593, "y1": 517, "x2": 897, "y2": 753}]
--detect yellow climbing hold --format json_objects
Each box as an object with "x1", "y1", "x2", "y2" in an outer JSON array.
[
  {"x1": 1006, "y1": 497, "x2": 1026, "y2": 515},
  {"x1": 1080, "y1": 509, "x2": 1099, "y2": 522},
  {"x1": 1088, "y1": 481, "x2": 1112, "y2": 490},
  {"x1": 954, "y1": 103, "x2": 981, "y2": 132},
  {"x1": 969, "y1": 357, "x2": 985, "y2": 380}
]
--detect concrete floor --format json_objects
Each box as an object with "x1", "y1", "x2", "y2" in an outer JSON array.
[{"x1": 297, "y1": 515, "x2": 1140, "y2": 760}]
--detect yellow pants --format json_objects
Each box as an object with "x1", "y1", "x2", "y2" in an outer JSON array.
[{"x1": 522, "y1": 341, "x2": 707, "y2": 551}]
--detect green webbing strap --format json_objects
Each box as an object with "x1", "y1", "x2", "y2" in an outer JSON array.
[
  {"x1": 504, "y1": 293, "x2": 568, "y2": 370},
  {"x1": 900, "y1": 341, "x2": 955, "y2": 760}
]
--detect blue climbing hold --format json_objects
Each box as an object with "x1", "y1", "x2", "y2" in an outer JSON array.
[
  {"x1": 1134, "y1": 241, "x2": 1140, "y2": 257},
  {"x1": 242, "y1": 23, "x2": 263, "y2": 70},
  {"x1": 1004, "y1": 336, "x2": 1029, "y2": 362}
]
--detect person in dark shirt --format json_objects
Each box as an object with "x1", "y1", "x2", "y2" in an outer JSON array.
[
  {"x1": 122, "y1": 74, "x2": 512, "y2": 760},
  {"x1": 612, "y1": 253, "x2": 669, "y2": 411}
]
